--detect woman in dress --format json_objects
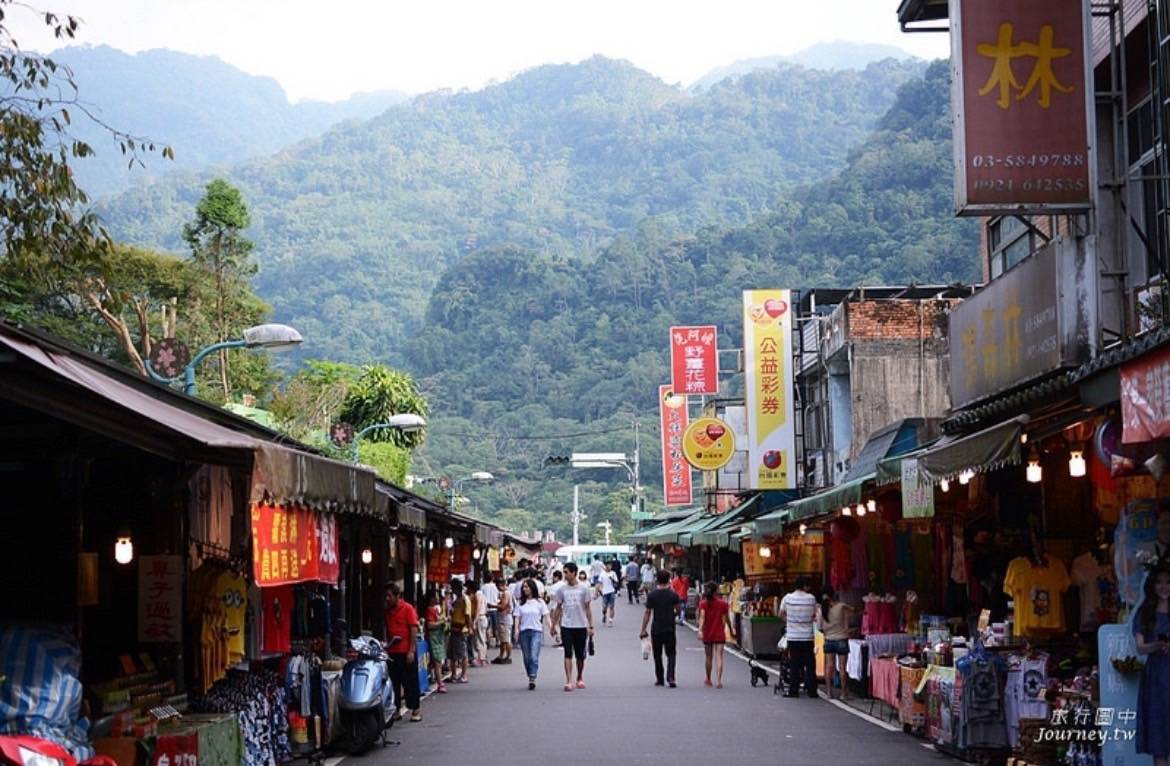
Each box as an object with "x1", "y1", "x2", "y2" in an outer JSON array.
[
  {"x1": 1135, "y1": 564, "x2": 1170, "y2": 766},
  {"x1": 697, "y1": 581, "x2": 735, "y2": 688},
  {"x1": 513, "y1": 578, "x2": 550, "y2": 690},
  {"x1": 423, "y1": 588, "x2": 448, "y2": 693}
]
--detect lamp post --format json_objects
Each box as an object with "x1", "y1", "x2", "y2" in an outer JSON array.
[
  {"x1": 349, "y1": 413, "x2": 427, "y2": 462},
  {"x1": 449, "y1": 471, "x2": 494, "y2": 513},
  {"x1": 146, "y1": 323, "x2": 303, "y2": 395},
  {"x1": 596, "y1": 520, "x2": 612, "y2": 546}
]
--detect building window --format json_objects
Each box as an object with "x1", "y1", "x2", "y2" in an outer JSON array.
[
  {"x1": 1127, "y1": 97, "x2": 1169, "y2": 280},
  {"x1": 988, "y1": 216, "x2": 1036, "y2": 279}
]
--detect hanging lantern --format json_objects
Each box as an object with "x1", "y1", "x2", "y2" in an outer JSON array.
[
  {"x1": 472, "y1": 547, "x2": 481, "y2": 560},
  {"x1": 798, "y1": 523, "x2": 808, "y2": 535},
  {"x1": 444, "y1": 537, "x2": 455, "y2": 549},
  {"x1": 959, "y1": 470, "x2": 974, "y2": 485},
  {"x1": 940, "y1": 479, "x2": 950, "y2": 493},
  {"x1": 841, "y1": 505, "x2": 852, "y2": 517},
  {"x1": 855, "y1": 503, "x2": 867, "y2": 517},
  {"x1": 114, "y1": 531, "x2": 134, "y2": 565},
  {"x1": 427, "y1": 539, "x2": 435, "y2": 550},
  {"x1": 759, "y1": 545, "x2": 772, "y2": 558},
  {"x1": 1069, "y1": 449, "x2": 1086, "y2": 477},
  {"x1": 1020, "y1": 432, "x2": 1028, "y2": 445},
  {"x1": 361, "y1": 547, "x2": 373, "y2": 565},
  {"x1": 866, "y1": 499, "x2": 877, "y2": 513},
  {"x1": 1026, "y1": 454, "x2": 1042, "y2": 483}
]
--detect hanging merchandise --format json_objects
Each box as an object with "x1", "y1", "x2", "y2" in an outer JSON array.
[
  {"x1": 452, "y1": 544, "x2": 473, "y2": 575},
  {"x1": 1003, "y1": 556, "x2": 1071, "y2": 636},
  {"x1": 1004, "y1": 653, "x2": 1049, "y2": 747},
  {"x1": 1069, "y1": 550, "x2": 1117, "y2": 631},
  {"x1": 262, "y1": 585, "x2": 294, "y2": 655},
  {"x1": 214, "y1": 569, "x2": 248, "y2": 665},
  {"x1": 955, "y1": 645, "x2": 1010, "y2": 750},
  {"x1": 191, "y1": 668, "x2": 291, "y2": 766}
]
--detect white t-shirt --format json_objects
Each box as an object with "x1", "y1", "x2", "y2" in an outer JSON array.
[
  {"x1": 597, "y1": 570, "x2": 618, "y2": 596},
  {"x1": 515, "y1": 598, "x2": 550, "y2": 633},
  {"x1": 640, "y1": 564, "x2": 656, "y2": 583},
  {"x1": 481, "y1": 581, "x2": 500, "y2": 609},
  {"x1": 589, "y1": 560, "x2": 606, "y2": 582},
  {"x1": 780, "y1": 590, "x2": 819, "y2": 641},
  {"x1": 1070, "y1": 552, "x2": 1114, "y2": 631},
  {"x1": 555, "y1": 582, "x2": 593, "y2": 629},
  {"x1": 548, "y1": 580, "x2": 566, "y2": 605}
]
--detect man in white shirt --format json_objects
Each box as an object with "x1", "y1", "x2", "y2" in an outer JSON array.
[
  {"x1": 595, "y1": 563, "x2": 619, "y2": 626},
  {"x1": 551, "y1": 562, "x2": 595, "y2": 691},
  {"x1": 589, "y1": 556, "x2": 606, "y2": 586},
  {"x1": 480, "y1": 577, "x2": 500, "y2": 648},
  {"x1": 778, "y1": 576, "x2": 821, "y2": 698},
  {"x1": 547, "y1": 570, "x2": 566, "y2": 645},
  {"x1": 640, "y1": 561, "x2": 657, "y2": 598}
]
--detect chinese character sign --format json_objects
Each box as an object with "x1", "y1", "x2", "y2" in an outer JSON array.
[
  {"x1": 953, "y1": 0, "x2": 1092, "y2": 213},
  {"x1": 1121, "y1": 344, "x2": 1170, "y2": 443},
  {"x1": 659, "y1": 386, "x2": 693, "y2": 506},
  {"x1": 251, "y1": 503, "x2": 326, "y2": 586},
  {"x1": 743, "y1": 290, "x2": 796, "y2": 489},
  {"x1": 138, "y1": 555, "x2": 182, "y2": 643},
  {"x1": 316, "y1": 513, "x2": 340, "y2": 585},
  {"x1": 901, "y1": 459, "x2": 936, "y2": 519},
  {"x1": 669, "y1": 325, "x2": 719, "y2": 395}
]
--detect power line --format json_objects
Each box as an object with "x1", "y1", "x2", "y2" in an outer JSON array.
[{"x1": 430, "y1": 425, "x2": 632, "y2": 441}]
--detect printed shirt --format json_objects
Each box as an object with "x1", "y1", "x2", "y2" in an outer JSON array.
[
  {"x1": 1004, "y1": 556, "x2": 1070, "y2": 635},
  {"x1": 780, "y1": 590, "x2": 819, "y2": 641}
]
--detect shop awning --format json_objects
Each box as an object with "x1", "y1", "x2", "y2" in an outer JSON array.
[
  {"x1": 376, "y1": 482, "x2": 434, "y2": 532},
  {"x1": 841, "y1": 418, "x2": 935, "y2": 483},
  {"x1": 918, "y1": 415, "x2": 1028, "y2": 483},
  {"x1": 688, "y1": 495, "x2": 762, "y2": 547},
  {"x1": 643, "y1": 511, "x2": 708, "y2": 545},
  {"x1": 0, "y1": 323, "x2": 380, "y2": 515},
  {"x1": 750, "y1": 507, "x2": 790, "y2": 537},
  {"x1": 785, "y1": 474, "x2": 873, "y2": 522},
  {"x1": 476, "y1": 523, "x2": 504, "y2": 548},
  {"x1": 625, "y1": 509, "x2": 698, "y2": 544},
  {"x1": 875, "y1": 443, "x2": 933, "y2": 485}
]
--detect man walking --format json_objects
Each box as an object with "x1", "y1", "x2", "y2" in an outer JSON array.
[
  {"x1": 779, "y1": 576, "x2": 821, "y2": 698},
  {"x1": 383, "y1": 583, "x2": 422, "y2": 722},
  {"x1": 625, "y1": 558, "x2": 641, "y2": 604},
  {"x1": 481, "y1": 574, "x2": 500, "y2": 649},
  {"x1": 551, "y1": 562, "x2": 595, "y2": 691},
  {"x1": 671, "y1": 569, "x2": 691, "y2": 625},
  {"x1": 595, "y1": 561, "x2": 619, "y2": 626},
  {"x1": 639, "y1": 570, "x2": 681, "y2": 688},
  {"x1": 639, "y1": 559, "x2": 657, "y2": 599}
]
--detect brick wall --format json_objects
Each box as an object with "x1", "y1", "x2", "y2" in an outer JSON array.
[{"x1": 845, "y1": 299, "x2": 956, "y2": 341}]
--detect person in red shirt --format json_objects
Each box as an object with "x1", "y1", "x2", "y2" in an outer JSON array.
[
  {"x1": 383, "y1": 582, "x2": 422, "y2": 722},
  {"x1": 697, "y1": 581, "x2": 735, "y2": 688},
  {"x1": 671, "y1": 570, "x2": 691, "y2": 625}
]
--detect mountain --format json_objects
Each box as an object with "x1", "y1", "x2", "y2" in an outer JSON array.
[
  {"x1": 42, "y1": 46, "x2": 410, "y2": 195},
  {"x1": 97, "y1": 55, "x2": 927, "y2": 365},
  {"x1": 690, "y1": 41, "x2": 916, "y2": 91},
  {"x1": 406, "y1": 60, "x2": 978, "y2": 540}
]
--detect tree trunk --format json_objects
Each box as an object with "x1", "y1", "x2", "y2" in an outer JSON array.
[{"x1": 82, "y1": 286, "x2": 146, "y2": 376}]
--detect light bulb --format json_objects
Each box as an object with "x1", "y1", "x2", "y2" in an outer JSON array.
[
  {"x1": 959, "y1": 470, "x2": 974, "y2": 485},
  {"x1": 799, "y1": 523, "x2": 808, "y2": 535},
  {"x1": 855, "y1": 503, "x2": 867, "y2": 517},
  {"x1": 1026, "y1": 458, "x2": 1042, "y2": 483},
  {"x1": 940, "y1": 479, "x2": 950, "y2": 493},
  {"x1": 114, "y1": 535, "x2": 134, "y2": 565},
  {"x1": 866, "y1": 499, "x2": 876, "y2": 513},
  {"x1": 472, "y1": 547, "x2": 481, "y2": 560},
  {"x1": 361, "y1": 547, "x2": 373, "y2": 565},
  {"x1": 841, "y1": 505, "x2": 852, "y2": 517},
  {"x1": 759, "y1": 545, "x2": 772, "y2": 558},
  {"x1": 1020, "y1": 433, "x2": 1028, "y2": 444},
  {"x1": 444, "y1": 537, "x2": 454, "y2": 549},
  {"x1": 1069, "y1": 450, "x2": 1086, "y2": 477},
  {"x1": 427, "y1": 539, "x2": 434, "y2": 550}
]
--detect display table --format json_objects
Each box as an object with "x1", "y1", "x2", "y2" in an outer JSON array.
[{"x1": 151, "y1": 713, "x2": 241, "y2": 766}]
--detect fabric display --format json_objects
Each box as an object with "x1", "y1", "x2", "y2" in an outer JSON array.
[
  {"x1": 849, "y1": 535, "x2": 869, "y2": 590},
  {"x1": 1004, "y1": 556, "x2": 1071, "y2": 636},
  {"x1": 901, "y1": 591, "x2": 921, "y2": 633},
  {"x1": 188, "y1": 465, "x2": 233, "y2": 564},
  {"x1": 1069, "y1": 552, "x2": 1117, "y2": 632},
  {"x1": 870, "y1": 657, "x2": 901, "y2": 708},
  {"x1": 263, "y1": 585, "x2": 294, "y2": 654},
  {"x1": 846, "y1": 639, "x2": 866, "y2": 681},
  {"x1": 1004, "y1": 654, "x2": 1049, "y2": 748},
  {"x1": 865, "y1": 632, "x2": 914, "y2": 662},
  {"x1": 955, "y1": 650, "x2": 1009, "y2": 750},
  {"x1": 191, "y1": 668, "x2": 291, "y2": 766},
  {"x1": 899, "y1": 662, "x2": 927, "y2": 730},
  {"x1": 861, "y1": 594, "x2": 898, "y2": 636},
  {"x1": 189, "y1": 562, "x2": 250, "y2": 691}
]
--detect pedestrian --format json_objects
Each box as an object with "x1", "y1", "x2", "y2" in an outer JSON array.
[
  {"x1": 1134, "y1": 564, "x2": 1170, "y2": 766},
  {"x1": 639, "y1": 558, "x2": 657, "y2": 599},
  {"x1": 639, "y1": 570, "x2": 681, "y2": 688},
  {"x1": 551, "y1": 562, "x2": 595, "y2": 691},
  {"x1": 589, "y1": 555, "x2": 606, "y2": 586},
  {"x1": 820, "y1": 587, "x2": 857, "y2": 700},
  {"x1": 493, "y1": 574, "x2": 514, "y2": 664},
  {"x1": 383, "y1": 583, "x2": 422, "y2": 722},
  {"x1": 481, "y1": 574, "x2": 500, "y2": 649},
  {"x1": 697, "y1": 581, "x2": 735, "y2": 688},
  {"x1": 595, "y1": 561, "x2": 619, "y2": 626},
  {"x1": 671, "y1": 569, "x2": 691, "y2": 624},
  {"x1": 513, "y1": 578, "x2": 550, "y2": 690},
  {"x1": 547, "y1": 570, "x2": 565, "y2": 645},
  {"x1": 423, "y1": 588, "x2": 449, "y2": 694},
  {"x1": 448, "y1": 579, "x2": 472, "y2": 683},
  {"x1": 468, "y1": 579, "x2": 489, "y2": 667},
  {"x1": 779, "y1": 576, "x2": 821, "y2": 698},
  {"x1": 625, "y1": 557, "x2": 641, "y2": 604}
]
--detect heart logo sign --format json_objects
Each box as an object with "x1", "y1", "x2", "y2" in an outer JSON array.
[
  {"x1": 706, "y1": 424, "x2": 726, "y2": 441},
  {"x1": 682, "y1": 417, "x2": 735, "y2": 471},
  {"x1": 764, "y1": 298, "x2": 788, "y2": 318}
]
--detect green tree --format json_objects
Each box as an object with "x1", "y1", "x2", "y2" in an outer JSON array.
[
  {"x1": 339, "y1": 365, "x2": 429, "y2": 449},
  {"x1": 183, "y1": 179, "x2": 257, "y2": 400}
]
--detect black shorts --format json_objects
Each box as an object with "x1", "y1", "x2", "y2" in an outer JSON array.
[{"x1": 561, "y1": 627, "x2": 588, "y2": 661}]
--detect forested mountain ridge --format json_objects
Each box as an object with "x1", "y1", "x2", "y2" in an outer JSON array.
[
  {"x1": 690, "y1": 40, "x2": 916, "y2": 90},
  {"x1": 37, "y1": 45, "x2": 409, "y2": 195},
  {"x1": 97, "y1": 55, "x2": 927, "y2": 365}
]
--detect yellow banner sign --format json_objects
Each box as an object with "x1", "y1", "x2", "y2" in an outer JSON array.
[
  {"x1": 682, "y1": 416, "x2": 735, "y2": 471},
  {"x1": 743, "y1": 290, "x2": 797, "y2": 489}
]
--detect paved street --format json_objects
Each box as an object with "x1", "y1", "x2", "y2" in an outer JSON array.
[{"x1": 356, "y1": 600, "x2": 955, "y2": 766}]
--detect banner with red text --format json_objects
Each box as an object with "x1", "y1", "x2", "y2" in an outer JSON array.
[
  {"x1": 251, "y1": 504, "x2": 338, "y2": 586},
  {"x1": 659, "y1": 385, "x2": 693, "y2": 506},
  {"x1": 743, "y1": 290, "x2": 796, "y2": 489},
  {"x1": 669, "y1": 325, "x2": 719, "y2": 395}
]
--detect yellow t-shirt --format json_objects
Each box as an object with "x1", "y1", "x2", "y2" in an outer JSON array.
[
  {"x1": 1004, "y1": 556, "x2": 1070, "y2": 636},
  {"x1": 213, "y1": 570, "x2": 247, "y2": 664}
]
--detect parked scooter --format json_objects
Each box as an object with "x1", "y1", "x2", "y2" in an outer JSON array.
[{"x1": 338, "y1": 635, "x2": 400, "y2": 754}]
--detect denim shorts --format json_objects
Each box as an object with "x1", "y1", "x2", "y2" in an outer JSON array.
[{"x1": 823, "y1": 639, "x2": 850, "y2": 655}]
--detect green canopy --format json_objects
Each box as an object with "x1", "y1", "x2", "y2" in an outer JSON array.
[
  {"x1": 688, "y1": 495, "x2": 762, "y2": 547},
  {"x1": 646, "y1": 510, "x2": 709, "y2": 544},
  {"x1": 625, "y1": 509, "x2": 700, "y2": 544},
  {"x1": 750, "y1": 507, "x2": 790, "y2": 536},
  {"x1": 785, "y1": 474, "x2": 873, "y2": 522}
]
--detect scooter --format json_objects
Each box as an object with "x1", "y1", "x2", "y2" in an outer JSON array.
[{"x1": 338, "y1": 635, "x2": 400, "y2": 754}]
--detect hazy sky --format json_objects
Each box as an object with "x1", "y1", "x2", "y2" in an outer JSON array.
[{"x1": 8, "y1": 1, "x2": 950, "y2": 102}]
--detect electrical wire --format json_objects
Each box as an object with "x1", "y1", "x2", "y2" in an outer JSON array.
[{"x1": 428, "y1": 425, "x2": 632, "y2": 441}]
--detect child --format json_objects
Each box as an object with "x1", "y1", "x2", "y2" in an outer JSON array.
[{"x1": 424, "y1": 589, "x2": 448, "y2": 693}]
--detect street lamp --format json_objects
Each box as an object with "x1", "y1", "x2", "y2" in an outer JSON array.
[
  {"x1": 349, "y1": 413, "x2": 428, "y2": 462},
  {"x1": 146, "y1": 323, "x2": 303, "y2": 395},
  {"x1": 596, "y1": 521, "x2": 613, "y2": 546},
  {"x1": 449, "y1": 472, "x2": 494, "y2": 513}
]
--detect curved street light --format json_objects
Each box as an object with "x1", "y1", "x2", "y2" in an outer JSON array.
[
  {"x1": 450, "y1": 471, "x2": 494, "y2": 512},
  {"x1": 349, "y1": 413, "x2": 428, "y2": 462},
  {"x1": 146, "y1": 323, "x2": 303, "y2": 395}
]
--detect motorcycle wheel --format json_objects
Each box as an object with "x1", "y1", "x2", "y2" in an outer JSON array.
[{"x1": 346, "y1": 711, "x2": 381, "y2": 755}]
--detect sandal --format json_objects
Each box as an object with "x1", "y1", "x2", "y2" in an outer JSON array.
[
  {"x1": 410, "y1": 712, "x2": 422, "y2": 722},
  {"x1": 563, "y1": 684, "x2": 573, "y2": 692},
  {"x1": 576, "y1": 680, "x2": 586, "y2": 689},
  {"x1": 436, "y1": 684, "x2": 448, "y2": 694}
]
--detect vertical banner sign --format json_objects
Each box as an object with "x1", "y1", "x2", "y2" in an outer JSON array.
[
  {"x1": 669, "y1": 325, "x2": 719, "y2": 395},
  {"x1": 1120, "y1": 343, "x2": 1170, "y2": 443},
  {"x1": 952, "y1": 0, "x2": 1093, "y2": 214},
  {"x1": 659, "y1": 386, "x2": 693, "y2": 506},
  {"x1": 900, "y1": 459, "x2": 936, "y2": 519},
  {"x1": 138, "y1": 555, "x2": 182, "y2": 643},
  {"x1": 743, "y1": 290, "x2": 797, "y2": 489},
  {"x1": 316, "y1": 513, "x2": 340, "y2": 585}
]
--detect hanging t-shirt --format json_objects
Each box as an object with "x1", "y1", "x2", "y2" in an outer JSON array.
[
  {"x1": 262, "y1": 585, "x2": 294, "y2": 654},
  {"x1": 1004, "y1": 557, "x2": 1071, "y2": 636},
  {"x1": 213, "y1": 570, "x2": 248, "y2": 664},
  {"x1": 1005, "y1": 656, "x2": 1049, "y2": 746},
  {"x1": 1069, "y1": 552, "x2": 1116, "y2": 632}
]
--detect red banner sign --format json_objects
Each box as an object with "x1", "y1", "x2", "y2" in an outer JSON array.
[
  {"x1": 251, "y1": 504, "x2": 339, "y2": 586},
  {"x1": 427, "y1": 546, "x2": 450, "y2": 584},
  {"x1": 152, "y1": 732, "x2": 198, "y2": 766},
  {"x1": 952, "y1": 0, "x2": 1092, "y2": 213},
  {"x1": 1121, "y1": 344, "x2": 1170, "y2": 444},
  {"x1": 452, "y1": 544, "x2": 473, "y2": 575},
  {"x1": 670, "y1": 325, "x2": 718, "y2": 395},
  {"x1": 659, "y1": 385, "x2": 693, "y2": 506}
]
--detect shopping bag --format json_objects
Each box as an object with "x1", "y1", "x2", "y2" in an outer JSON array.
[
  {"x1": 641, "y1": 638, "x2": 651, "y2": 660},
  {"x1": 777, "y1": 634, "x2": 788, "y2": 652}
]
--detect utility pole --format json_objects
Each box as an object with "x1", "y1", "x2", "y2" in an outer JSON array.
[
  {"x1": 596, "y1": 521, "x2": 613, "y2": 545},
  {"x1": 632, "y1": 418, "x2": 641, "y2": 523},
  {"x1": 571, "y1": 484, "x2": 584, "y2": 546}
]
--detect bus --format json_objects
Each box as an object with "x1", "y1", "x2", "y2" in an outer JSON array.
[{"x1": 551, "y1": 544, "x2": 633, "y2": 571}]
